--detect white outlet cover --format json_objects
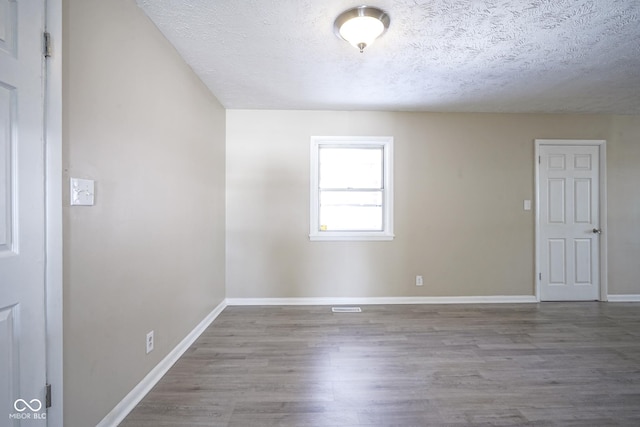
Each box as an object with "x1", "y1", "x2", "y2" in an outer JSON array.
[
  {"x1": 146, "y1": 331, "x2": 154, "y2": 354},
  {"x1": 70, "y1": 178, "x2": 95, "y2": 206}
]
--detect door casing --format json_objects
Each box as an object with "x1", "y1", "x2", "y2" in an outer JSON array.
[
  {"x1": 534, "y1": 139, "x2": 608, "y2": 302},
  {"x1": 45, "y1": 0, "x2": 63, "y2": 425}
]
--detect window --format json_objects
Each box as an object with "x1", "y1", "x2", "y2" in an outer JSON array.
[{"x1": 310, "y1": 136, "x2": 394, "y2": 241}]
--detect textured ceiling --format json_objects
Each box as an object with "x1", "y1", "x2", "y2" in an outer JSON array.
[{"x1": 137, "y1": 0, "x2": 640, "y2": 114}]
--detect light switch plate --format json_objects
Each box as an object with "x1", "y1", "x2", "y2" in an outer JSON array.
[
  {"x1": 70, "y1": 178, "x2": 95, "y2": 206},
  {"x1": 524, "y1": 199, "x2": 532, "y2": 211}
]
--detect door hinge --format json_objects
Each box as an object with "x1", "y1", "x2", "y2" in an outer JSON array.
[
  {"x1": 538, "y1": 156, "x2": 541, "y2": 164},
  {"x1": 539, "y1": 272, "x2": 542, "y2": 281},
  {"x1": 43, "y1": 32, "x2": 52, "y2": 58},
  {"x1": 45, "y1": 383, "x2": 51, "y2": 408}
]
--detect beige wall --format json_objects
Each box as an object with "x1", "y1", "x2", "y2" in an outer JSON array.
[
  {"x1": 63, "y1": 0, "x2": 226, "y2": 425},
  {"x1": 226, "y1": 110, "x2": 639, "y2": 298},
  {"x1": 608, "y1": 115, "x2": 640, "y2": 294}
]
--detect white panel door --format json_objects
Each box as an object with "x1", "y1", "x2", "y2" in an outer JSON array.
[
  {"x1": 0, "y1": 0, "x2": 47, "y2": 424},
  {"x1": 539, "y1": 145, "x2": 600, "y2": 301}
]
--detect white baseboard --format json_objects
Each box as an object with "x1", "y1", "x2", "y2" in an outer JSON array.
[
  {"x1": 607, "y1": 294, "x2": 640, "y2": 302},
  {"x1": 225, "y1": 295, "x2": 538, "y2": 306},
  {"x1": 96, "y1": 299, "x2": 228, "y2": 427}
]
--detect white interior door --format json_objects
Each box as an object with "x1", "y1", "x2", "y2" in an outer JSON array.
[
  {"x1": 0, "y1": 0, "x2": 48, "y2": 424},
  {"x1": 538, "y1": 144, "x2": 600, "y2": 301}
]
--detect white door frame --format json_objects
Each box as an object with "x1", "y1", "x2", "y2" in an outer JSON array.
[
  {"x1": 534, "y1": 139, "x2": 608, "y2": 302},
  {"x1": 45, "y1": 0, "x2": 63, "y2": 425}
]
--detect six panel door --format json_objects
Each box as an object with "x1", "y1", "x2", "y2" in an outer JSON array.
[{"x1": 539, "y1": 145, "x2": 600, "y2": 301}]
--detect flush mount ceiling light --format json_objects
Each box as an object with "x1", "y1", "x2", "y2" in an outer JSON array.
[{"x1": 334, "y1": 5, "x2": 390, "y2": 53}]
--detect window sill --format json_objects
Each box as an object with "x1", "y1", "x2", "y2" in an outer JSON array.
[{"x1": 309, "y1": 233, "x2": 395, "y2": 242}]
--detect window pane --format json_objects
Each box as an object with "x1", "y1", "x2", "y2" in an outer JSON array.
[
  {"x1": 319, "y1": 147, "x2": 382, "y2": 189},
  {"x1": 319, "y1": 191, "x2": 383, "y2": 231},
  {"x1": 320, "y1": 191, "x2": 382, "y2": 206}
]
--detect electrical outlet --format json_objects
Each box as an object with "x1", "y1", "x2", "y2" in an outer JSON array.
[
  {"x1": 146, "y1": 330, "x2": 154, "y2": 354},
  {"x1": 416, "y1": 275, "x2": 424, "y2": 286}
]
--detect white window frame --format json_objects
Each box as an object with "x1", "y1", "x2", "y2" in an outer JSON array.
[{"x1": 310, "y1": 136, "x2": 394, "y2": 241}]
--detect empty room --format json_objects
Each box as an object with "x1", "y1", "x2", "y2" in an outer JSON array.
[{"x1": 1, "y1": 0, "x2": 639, "y2": 426}]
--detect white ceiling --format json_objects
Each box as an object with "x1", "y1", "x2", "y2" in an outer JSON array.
[{"x1": 137, "y1": 0, "x2": 640, "y2": 114}]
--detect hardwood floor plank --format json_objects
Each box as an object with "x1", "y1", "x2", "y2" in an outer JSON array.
[{"x1": 120, "y1": 303, "x2": 640, "y2": 426}]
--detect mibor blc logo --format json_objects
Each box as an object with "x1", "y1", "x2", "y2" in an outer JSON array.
[{"x1": 9, "y1": 399, "x2": 46, "y2": 420}]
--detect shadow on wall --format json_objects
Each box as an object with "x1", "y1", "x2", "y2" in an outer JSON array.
[
  {"x1": 262, "y1": 166, "x2": 386, "y2": 298},
  {"x1": 246, "y1": 162, "x2": 409, "y2": 299},
  {"x1": 263, "y1": 166, "x2": 311, "y2": 297}
]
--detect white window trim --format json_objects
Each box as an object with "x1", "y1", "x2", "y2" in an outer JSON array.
[{"x1": 310, "y1": 136, "x2": 394, "y2": 241}]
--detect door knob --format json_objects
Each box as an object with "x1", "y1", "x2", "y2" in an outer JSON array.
[{"x1": 592, "y1": 228, "x2": 602, "y2": 234}]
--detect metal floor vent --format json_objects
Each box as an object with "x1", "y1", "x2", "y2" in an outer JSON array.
[{"x1": 331, "y1": 307, "x2": 362, "y2": 313}]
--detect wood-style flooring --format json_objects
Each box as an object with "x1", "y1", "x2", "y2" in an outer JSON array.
[{"x1": 120, "y1": 303, "x2": 640, "y2": 426}]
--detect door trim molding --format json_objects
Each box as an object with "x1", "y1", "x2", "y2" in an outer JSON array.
[
  {"x1": 534, "y1": 139, "x2": 608, "y2": 302},
  {"x1": 45, "y1": 0, "x2": 63, "y2": 425}
]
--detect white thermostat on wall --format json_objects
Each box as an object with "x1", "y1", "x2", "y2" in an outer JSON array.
[{"x1": 70, "y1": 177, "x2": 95, "y2": 206}]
